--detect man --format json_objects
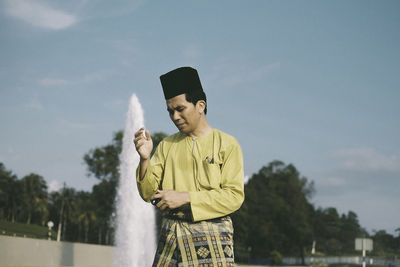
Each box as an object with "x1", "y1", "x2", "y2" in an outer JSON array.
[{"x1": 134, "y1": 66, "x2": 244, "y2": 266}]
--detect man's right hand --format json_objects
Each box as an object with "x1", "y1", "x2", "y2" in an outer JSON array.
[{"x1": 133, "y1": 128, "x2": 153, "y2": 160}]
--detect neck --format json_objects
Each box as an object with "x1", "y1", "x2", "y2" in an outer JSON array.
[{"x1": 188, "y1": 117, "x2": 212, "y2": 138}]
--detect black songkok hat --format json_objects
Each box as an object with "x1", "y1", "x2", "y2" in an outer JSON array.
[{"x1": 160, "y1": 67, "x2": 204, "y2": 100}]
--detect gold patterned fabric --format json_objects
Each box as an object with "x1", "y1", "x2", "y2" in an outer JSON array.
[{"x1": 153, "y1": 216, "x2": 235, "y2": 267}]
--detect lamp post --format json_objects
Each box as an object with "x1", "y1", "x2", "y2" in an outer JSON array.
[
  {"x1": 311, "y1": 240, "x2": 316, "y2": 266},
  {"x1": 47, "y1": 221, "x2": 54, "y2": 240}
]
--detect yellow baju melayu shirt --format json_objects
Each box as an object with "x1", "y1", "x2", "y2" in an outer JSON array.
[{"x1": 136, "y1": 128, "x2": 244, "y2": 222}]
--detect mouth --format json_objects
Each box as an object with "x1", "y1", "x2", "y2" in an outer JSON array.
[{"x1": 176, "y1": 123, "x2": 185, "y2": 129}]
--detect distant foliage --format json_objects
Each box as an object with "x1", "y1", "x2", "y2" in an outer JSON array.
[
  {"x1": 231, "y1": 160, "x2": 399, "y2": 263},
  {"x1": 0, "y1": 130, "x2": 167, "y2": 244},
  {"x1": 1, "y1": 132, "x2": 399, "y2": 262},
  {"x1": 232, "y1": 160, "x2": 314, "y2": 263}
]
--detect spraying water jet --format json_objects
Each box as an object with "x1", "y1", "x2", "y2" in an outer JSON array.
[{"x1": 114, "y1": 94, "x2": 156, "y2": 267}]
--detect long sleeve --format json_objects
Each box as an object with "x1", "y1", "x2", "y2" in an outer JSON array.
[
  {"x1": 135, "y1": 130, "x2": 245, "y2": 222},
  {"x1": 136, "y1": 142, "x2": 165, "y2": 202},
  {"x1": 189, "y1": 141, "x2": 245, "y2": 221}
]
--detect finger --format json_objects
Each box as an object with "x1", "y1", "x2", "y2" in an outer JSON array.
[
  {"x1": 145, "y1": 130, "x2": 152, "y2": 141},
  {"x1": 133, "y1": 137, "x2": 140, "y2": 145},
  {"x1": 134, "y1": 129, "x2": 143, "y2": 138},
  {"x1": 134, "y1": 132, "x2": 143, "y2": 140},
  {"x1": 151, "y1": 193, "x2": 162, "y2": 200},
  {"x1": 159, "y1": 203, "x2": 169, "y2": 211},
  {"x1": 134, "y1": 128, "x2": 145, "y2": 138},
  {"x1": 135, "y1": 139, "x2": 147, "y2": 148},
  {"x1": 134, "y1": 135, "x2": 145, "y2": 145},
  {"x1": 156, "y1": 199, "x2": 164, "y2": 208}
]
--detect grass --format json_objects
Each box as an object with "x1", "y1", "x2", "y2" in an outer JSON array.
[{"x1": 0, "y1": 220, "x2": 57, "y2": 240}]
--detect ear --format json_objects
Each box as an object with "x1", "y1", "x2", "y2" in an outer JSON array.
[{"x1": 196, "y1": 100, "x2": 206, "y2": 114}]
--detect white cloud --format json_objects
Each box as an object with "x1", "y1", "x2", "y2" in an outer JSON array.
[
  {"x1": 48, "y1": 179, "x2": 63, "y2": 192},
  {"x1": 75, "y1": 0, "x2": 144, "y2": 20},
  {"x1": 244, "y1": 175, "x2": 250, "y2": 184},
  {"x1": 4, "y1": 0, "x2": 77, "y2": 30},
  {"x1": 39, "y1": 78, "x2": 69, "y2": 87},
  {"x1": 332, "y1": 147, "x2": 400, "y2": 172}
]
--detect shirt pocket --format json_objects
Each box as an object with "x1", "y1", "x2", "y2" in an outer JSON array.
[{"x1": 199, "y1": 158, "x2": 222, "y2": 190}]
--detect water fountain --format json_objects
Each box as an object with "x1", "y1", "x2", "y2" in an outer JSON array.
[{"x1": 114, "y1": 94, "x2": 156, "y2": 267}]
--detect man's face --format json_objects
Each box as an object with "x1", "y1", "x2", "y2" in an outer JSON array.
[{"x1": 166, "y1": 94, "x2": 204, "y2": 134}]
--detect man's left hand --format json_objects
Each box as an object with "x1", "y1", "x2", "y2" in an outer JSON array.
[{"x1": 151, "y1": 190, "x2": 190, "y2": 211}]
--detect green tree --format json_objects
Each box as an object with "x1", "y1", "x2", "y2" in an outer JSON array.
[
  {"x1": 73, "y1": 191, "x2": 92, "y2": 242},
  {"x1": 84, "y1": 130, "x2": 123, "y2": 182},
  {"x1": 83, "y1": 130, "x2": 168, "y2": 244},
  {"x1": 338, "y1": 211, "x2": 363, "y2": 253},
  {"x1": 76, "y1": 191, "x2": 97, "y2": 244},
  {"x1": 78, "y1": 210, "x2": 96, "y2": 243},
  {"x1": 48, "y1": 185, "x2": 81, "y2": 242},
  {"x1": 0, "y1": 163, "x2": 21, "y2": 222},
  {"x1": 151, "y1": 132, "x2": 168, "y2": 156},
  {"x1": 372, "y1": 230, "x2": 399, "y2": 257},
  {"x1": 60, "y1": 187, "x2": 77, "y2": 241},
  {"x1": 231, "y1": 199, "x2": 250, "y2": 262},
  {"x1": 311, "y1": 207, "x2": 368, "y2": 255},
  {"x1": 83, "y1": 131, "x2": 122, "y2": 244},
  {"x1": 91, "y1": 179, "x2": 115, "y2": 244},
  {"x1": 20, "y1": 173, "x2": 48, "y2": 225},
  {"x1": 311, "y1": 207, "x2": 342, "y2": 255},
  {"x1": 235, "y1": 161, "x2": 314, "y2": 263}
]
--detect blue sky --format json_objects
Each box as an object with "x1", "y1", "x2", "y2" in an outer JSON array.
[{"x1": 1, "y1": 0, "x2": 399, "y2": 235}]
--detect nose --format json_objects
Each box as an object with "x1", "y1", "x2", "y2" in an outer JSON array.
[{"x1": 171, "y1": 111, "x2": 180, "y2": 122}]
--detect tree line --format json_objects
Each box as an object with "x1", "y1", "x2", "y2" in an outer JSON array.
[
  {"x1": 231, "y1": 160, "x2": 399, "y2": 263},
  {"x1": 0, "y1": 131, "x2": 399, "y2": 262}
]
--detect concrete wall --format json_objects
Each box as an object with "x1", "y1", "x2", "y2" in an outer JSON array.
[{"x1": 0, "y1": 235, "x2": 114, "y2": 267}]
